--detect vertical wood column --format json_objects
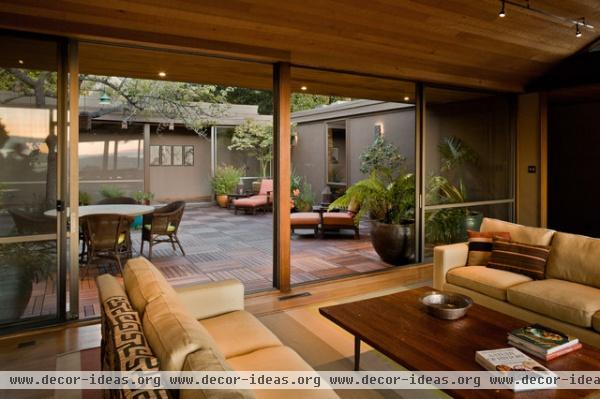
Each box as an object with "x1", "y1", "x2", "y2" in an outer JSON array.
[
  {"x1": 273, "y1": 63, "x2": 291, "y2": 292},
  {"x1": 68, "y1": 40, "x2": 80, "y2": 320},
  {"x1": 144, "y1": 123, "x2": 151, "y2": 193},
  {"x1": 539, "y1": 93, "x2": 548, "y2": 228}
]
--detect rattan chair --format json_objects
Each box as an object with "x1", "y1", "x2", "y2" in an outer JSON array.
[
  {"x1": 96, "y1": 196, "x2": 138, "y2": 205},
  {"x1": 83, "y1": 214, "x2": 133, "y2": 275},
  {"x1": 140, "y1": 201, "x2": 186, "y2": 259}
]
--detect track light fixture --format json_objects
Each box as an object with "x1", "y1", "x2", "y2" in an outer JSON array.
[
  {"x1": 576, "y1": 18, "x2": 585, "y2": 38},
  {"x1": 495, "y1": 1, "x2": 594, "y2": 38}
]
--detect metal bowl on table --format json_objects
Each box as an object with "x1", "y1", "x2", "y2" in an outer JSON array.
[{"x1": 419, "y1": 291, "x2": 473, "y2": 320}]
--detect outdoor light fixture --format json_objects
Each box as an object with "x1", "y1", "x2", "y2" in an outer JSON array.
[
  {"x1": 158, "y1": 71, "x2": 167, "y2": 78},
  {"x1": 99, "y1": 92, "x2": 111, "y2": 105},
  {"x1": 300, "y1": 86, "x2": 307, "y2": 91},
  {"x1": 403, "y1": 96, "x2": 410, "y2": 102},
  {"x1": 169, "y1": 122, "x2": 175, "y2": 130},
  {"x1": 498, "y1": 0, "x2": 506, "y2": 18},
  {"x1": 576, "y1": 18, "x2": 585, "y2": 37},
  {"x1": 17, "y1": 59, "x2": 23, "y2": 65}
]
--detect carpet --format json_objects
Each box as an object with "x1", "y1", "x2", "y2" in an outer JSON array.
[{"x1": 257, "y1": 283, "x2": 449, "y2": 399}]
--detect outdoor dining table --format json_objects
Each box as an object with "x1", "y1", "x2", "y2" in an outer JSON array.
[{"x1": 43, "y1": 204, "x2": 155, "y2": 218}]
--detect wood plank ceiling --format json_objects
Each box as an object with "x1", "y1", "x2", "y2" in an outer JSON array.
[{"x1": 0, "y1": 0, "x2": 599, "y2": 92}]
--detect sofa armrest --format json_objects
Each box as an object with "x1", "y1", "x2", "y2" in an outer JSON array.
[
  {"x1": 433, "y1": 243, "x2": 469, "y2": 290},
  {"x1": 174, "y1": 279, "x2": 244, "y2": 320}
]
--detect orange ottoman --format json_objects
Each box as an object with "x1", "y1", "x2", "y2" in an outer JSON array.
[{"x1": 290, "y1": 212, "x2": 321, "y2": 236}]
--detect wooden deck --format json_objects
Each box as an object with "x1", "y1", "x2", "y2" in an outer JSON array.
[{"x1": 18, "y1": 205, "x2": 394, "y2": 320}]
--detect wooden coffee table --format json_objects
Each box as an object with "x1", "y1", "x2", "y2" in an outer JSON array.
[{"x1": 319, "y1": 286, "x2": 600, "y2": 398}]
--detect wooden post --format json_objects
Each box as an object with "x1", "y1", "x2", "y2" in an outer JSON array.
[
  {"x1": 273, "y1": 62, "x2": 291, "y2": 292},
  {"x1": 539, "y1": 93, "x2": 548, "y2": 228},
  {"x1": 144, "y1": 123, "x2": 151, "y2": 193}
]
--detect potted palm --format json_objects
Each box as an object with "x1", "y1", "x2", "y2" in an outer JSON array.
[
  {"x1": 211, "y1": 165, "x2": 244, "y2": 208},
  {"x1": 330, "y1": 137, "x2": 415, "y2": 265}
]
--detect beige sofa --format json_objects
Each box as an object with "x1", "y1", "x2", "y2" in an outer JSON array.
[
  {"x1": 97, "y1": 257, "x2": 339, "y2": 399},
  {"x1": 434, "y1": 217, "x2": 600, "y2": 347}
]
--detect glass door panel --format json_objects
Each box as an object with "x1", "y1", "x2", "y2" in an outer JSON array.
[{"x1": 0, "y1": 34, "x2": 62, "y2": 327}]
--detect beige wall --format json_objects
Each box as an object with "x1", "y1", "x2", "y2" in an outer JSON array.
[
  {"x1": 149, "y1": 132, "x2": 212, "y2": 202},
  {"x1": 516, "y1": 93, "x2": 541, "y2": 227}
]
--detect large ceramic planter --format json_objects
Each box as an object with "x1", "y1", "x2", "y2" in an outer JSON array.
[
  {"x1": 370, "y1": 220, "x2": 415, "y2": 266},
  {"x1": 216, "y1": 194, "x2": 229, "y2": 208}
]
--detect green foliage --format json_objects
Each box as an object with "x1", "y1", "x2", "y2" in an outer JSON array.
[
  {"x1": 79, "y1": 191, "x2": 92, "y2": 206},
  {"x1": 211, "y1": 165, "x2": 244, "y2": 195},
  {"x1": 0, "y1": 242, "x2": 54, "y2": 283},
  {"x1": 100, "y1": 185, "x2": 125, "y2": 199},
  {"x1": 330, "y1": 170, "x2": 415, "y2": 225},
  {"x1": 133, "y1": 191, "x2": 155, "y2": 203},
  {"x1": 359, "y1": 136, "x2": 406, "y2": 176},
  {"x1": 291, "y1": 93, "x2": 346, "y2": 112},
  {"x1": 229, "y1": 119, "x2": 273, "y2": 178},
  {"x1": 438, "y1": 136, "x2": 479, "y2": 173}
]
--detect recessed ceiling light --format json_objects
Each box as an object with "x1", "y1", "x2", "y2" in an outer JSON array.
[
  {"x1": 158, "y1": 71, "x2": 167, "y2": 78},
  {"x1": 300, "y1": 86, "x2": 307, "y2": 91},
  {"x1": 404, "y1": 96, "x2": 410, "y2": 102},
  {"x1": 18, "y1": 59, "x2": 24, "y2": 65}
]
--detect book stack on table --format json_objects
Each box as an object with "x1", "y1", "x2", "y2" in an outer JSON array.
[{"x1": 508, "y1": 324, "x2": 581, "y2": 361}]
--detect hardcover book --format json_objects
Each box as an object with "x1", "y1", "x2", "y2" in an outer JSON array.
[{"x1": 509, "y1": 324, "x2": 578, "y2": 354}]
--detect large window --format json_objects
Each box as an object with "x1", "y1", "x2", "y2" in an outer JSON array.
[{"x1": 423, "y1": 87, "x2": 515, "y2": 258}]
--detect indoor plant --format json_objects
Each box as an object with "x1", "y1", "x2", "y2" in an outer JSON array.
[
  {"x1": 100, "y1": 185, "x2": 124, "y2": 199},
  {"x1": 211, "y1": 165, "x2": 244, "y2": 208},
  {"x1": 330, "y1": 137, "x2": 415, "y2": 265}
]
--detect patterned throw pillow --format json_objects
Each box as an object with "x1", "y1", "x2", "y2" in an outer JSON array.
[
  {"x1": 466, "y1": 230, "x2": 511, "y2": 265},
  {"x1": 487, "y1": 239, "x2": 551, "y2": 280},
  {"x1": 101, "y1": 296, "x2": 171, "y2": 399}
]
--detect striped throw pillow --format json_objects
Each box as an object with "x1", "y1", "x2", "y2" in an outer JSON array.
[
  {"x1": 487, "y1": 239, "x2": 551, "y2": 280},
  {"x1": 467, "y1": 230, "x2": 511, "y2": 266}
]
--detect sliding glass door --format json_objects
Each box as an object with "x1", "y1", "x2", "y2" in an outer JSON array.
[
  {"x1": 422, "y1": 86, "x2": 515, "y2": 259},
  {"x1": 0, "y1": 33, "x2": 68, "y2": 329}
]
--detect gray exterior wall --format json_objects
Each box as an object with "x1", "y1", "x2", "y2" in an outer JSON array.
[
  {"x1": 292, "y1": 108, "x2": 416, "y2": 199},
  {"x1": 149, "y1": 131, "x2": 212, "y2": 202}
]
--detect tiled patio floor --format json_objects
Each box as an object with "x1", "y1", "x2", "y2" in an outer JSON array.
[{"x1": 22, "y1": 205, "x2": 393, "y2": 319}]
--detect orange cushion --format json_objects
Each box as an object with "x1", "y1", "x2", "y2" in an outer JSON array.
[
  {"x1": 233, "y1": 195, "x2": 268, "y2": 207},
  {"x1": 291, "y1": 212, "x2": 320, "y2": 226},
  {"x1": 258, "y1": 179, "x2": 273, "y2": 195},
  {"x1": 322, "y1": 212, "x2": 355, "y2": 226}
]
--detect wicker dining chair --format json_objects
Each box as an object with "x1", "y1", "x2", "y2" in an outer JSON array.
[
  {"x1": 84, "y1": 214, "x2": 133, "y2": 275},
  {"x1": 140, "y1": 201, "x2": 186, "y2": 259}
]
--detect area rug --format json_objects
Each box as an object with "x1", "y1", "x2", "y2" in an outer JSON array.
[
  {"x1": 55, "y1": 347, "x2": 102, "y2": 399},
  {"x1": 258, "y1": 282, "x2": 449, "y2": 399}
]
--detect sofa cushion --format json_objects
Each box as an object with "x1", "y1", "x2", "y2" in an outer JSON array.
[
  {"x1": 142, "y1": 294, "x2": 222, "y2": 371},
  {"x1": 446, "y1": 266, "x2": 531, "y2": 301},
  {"x1": 487, "y1": 240, "x2": 550, "y2": 280},
  {"x1": 593, "y1": 312, "x2": 600, "y2": 333},
  {"x1": 234, "y1": 195, "x2": 268, "y2": 207},
  {"x1": 546, "y1": 232, "x2": 600, "y2": 290},
  {"x1": 290, "y1": 212, "x2": 321, "y2": 226},
  {"x1": 466, "y1": 230, "x2": 511, "y2": 266},
  {"x1": 228, "y1": 346, "x2": 339, "y2": 399},
  {"x1": 507, "y1": 279, "x2": 600, "y2": 328},
  {"x1": 200, "y1": 310, "x2": 282, "y2": 359},
  {"x1": 180, "y1": 350, "x2": 257, "y2": 399},
  {"x1": 322, "y1": 212, "x2": 355, "y2": 226},
  {"x1": 480, "y1": 218, "x2": 555, "y2": 246},
  {"x1": 96, "y1": 273, "x2": 127, "y2": 302},
  {"x1": 123, "y1": 257, "x2": 178, "y2": 315}
]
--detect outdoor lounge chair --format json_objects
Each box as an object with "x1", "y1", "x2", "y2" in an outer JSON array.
[
  {"x1": 140, "y1": 201, "x2": 186, "y2": 259},
  {"x1": 233, "y1": 179, "x2": 273, "y2": 215},
  {"x1": 321, "y1": 200, "x2": 360, "y2": 239}
]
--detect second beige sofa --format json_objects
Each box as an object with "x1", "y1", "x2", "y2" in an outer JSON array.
[{"x1": 434, "y1": 217, "x2": 600, "y2": 347}]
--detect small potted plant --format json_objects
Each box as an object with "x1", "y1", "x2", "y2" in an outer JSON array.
[
  {"x1": 134, "y1": 191, "x2": 155, "y2": 205},
  {"x1": 211, "y1": 165, "x2": 244, "y2": 208},
  {"x1": 79, "y1": 191, "x2": 92, "y2": 206}
]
